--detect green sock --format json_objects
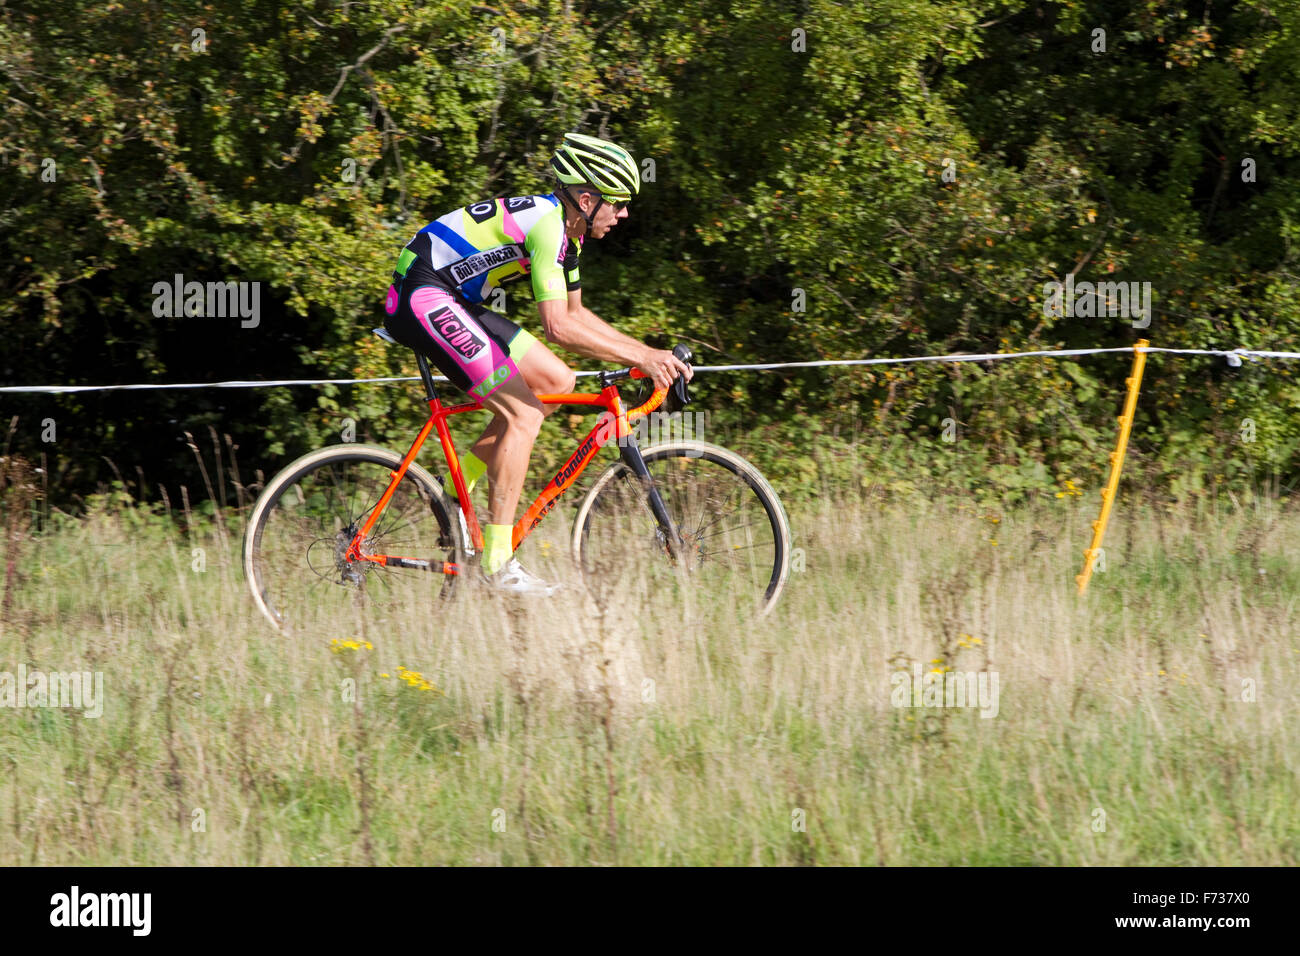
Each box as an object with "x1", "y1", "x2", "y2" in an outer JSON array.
[
  {"x1": 482, "y1": 523, "x2": 513, "y2": 575},
  {"x1": 445, "y1": 451, "x2": 487, "y2": 500}
]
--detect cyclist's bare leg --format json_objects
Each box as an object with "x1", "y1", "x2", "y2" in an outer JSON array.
[
  {"x1": 515, "y1": 340, "x2": 578, "y2": 410},
  {"x1": 477, "y1": 374, "x2": 547, "y2": 527},
  {"x1": 465, "y1": 340, "x2": 576, "y2": 487}
]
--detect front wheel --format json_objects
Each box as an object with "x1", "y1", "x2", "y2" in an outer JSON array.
[
  {"x1": 571, "y1": 440, "x2": 792, "y2": 618},
  {"x1": 242, "y1": 444, "x2": 462, "y2": 632}
]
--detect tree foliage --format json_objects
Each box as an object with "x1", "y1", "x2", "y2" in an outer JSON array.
[{"x1": 3, "y1": 0, "x2": 1298, "y2": 508}]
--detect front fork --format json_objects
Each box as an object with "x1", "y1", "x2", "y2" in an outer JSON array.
[{"x1": 617, "y1": 432, "x2": 681, "y2": 557}]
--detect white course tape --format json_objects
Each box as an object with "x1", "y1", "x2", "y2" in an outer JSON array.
[
  {"x1": 693, "y1": 346, "x2": 1135, "y2": 372},
  {"x1": 0, "y1": 376, "x2": 425, "y2": 394},
  {"x1": 4, "y1": 346, "x2": 1299, "y2": 395}
]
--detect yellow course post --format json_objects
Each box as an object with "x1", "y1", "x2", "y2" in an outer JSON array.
[{"x1": 1077, "y1": 339, "x2": 1150, "y2": 594}]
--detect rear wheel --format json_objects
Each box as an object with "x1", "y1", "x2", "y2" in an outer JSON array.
[
  {"x1": 242, "y1": 445, "x2": 462, "y2": 632},
  {"x1": 571, "y1": 440, "x2": 792, "y2": 618}
]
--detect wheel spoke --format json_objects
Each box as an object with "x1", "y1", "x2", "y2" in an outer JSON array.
[
  {"x1": 575, "y1": 446, "x2": 789, "y2": 617},
  {"x1": 694, "y1": 520, "x2": 764, "y2": 541},
  {"x1": 689, "y1": 483, "x2": 742, "y2": 537},
  {"x1": 245, "y1": 452, "x2": 458, "y2": 632}
]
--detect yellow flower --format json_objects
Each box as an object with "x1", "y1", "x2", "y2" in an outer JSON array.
[
  {"x1": 395, "y1": 665, "x2": 440, "y2": 694},
  {"x1": 330, "y1": 637, "x2": 372, "y2": 654}
]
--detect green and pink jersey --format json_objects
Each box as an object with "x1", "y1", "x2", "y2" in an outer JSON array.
[
  {"x1": 391, "y1": 193, "x2": 582, "y2": 305},
  {"x1": 381, "y1": 193, "x2": 581, "y2": 406}
]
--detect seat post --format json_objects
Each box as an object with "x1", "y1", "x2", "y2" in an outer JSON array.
[
  {"x1": 414, "y1": 352, "x2": 440, "y2": 403},
  {"x1": 372, "y1": 327, "x2": 441, "y2": 403}
]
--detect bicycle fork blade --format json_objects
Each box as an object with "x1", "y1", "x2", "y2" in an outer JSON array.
[{"x1": 618, "y1": 439, "x2": 683, "y2": 557}]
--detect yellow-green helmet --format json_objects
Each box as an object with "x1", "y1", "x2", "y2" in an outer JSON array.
[{"x1": 551, "y1": 132, "x2": 640, "y2": 203}]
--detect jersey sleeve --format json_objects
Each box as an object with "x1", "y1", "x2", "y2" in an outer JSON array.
[{"x1": 523, "y1": 205, "x2": 569, "y2": 303}]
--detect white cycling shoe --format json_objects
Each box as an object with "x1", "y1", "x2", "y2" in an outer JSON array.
[
  {"x1": 446, "y1": 486, "x2": 559, "y2": 596},
  {"x1": 480, "y1": 557, "x2": 563, "y2": 597}
]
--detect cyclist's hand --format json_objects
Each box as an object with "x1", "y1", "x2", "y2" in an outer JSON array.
[{"x1": 638, "y1": 347, "x2": 693, "y2": 391}]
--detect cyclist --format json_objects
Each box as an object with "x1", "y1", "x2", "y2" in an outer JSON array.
[{"x1": 383, "y1": 132, "x2": 692, "y2": 595}]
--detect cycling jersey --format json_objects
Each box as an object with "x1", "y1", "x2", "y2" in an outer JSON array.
[
  {"x1": 382, "y1": 193, "x2": 581, "y2": 406},
  {"x1": 392, "y1": 193, "x2": 582, "y2": 304}
]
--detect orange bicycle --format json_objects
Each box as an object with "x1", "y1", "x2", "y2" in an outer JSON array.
[{"x1": 242, "y1": 330, "x2": 792, "y2": 631}]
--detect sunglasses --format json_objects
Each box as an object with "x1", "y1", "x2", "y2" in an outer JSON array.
[{"x1": 577, "y1": 189, "x2": 628, "y2": 210}]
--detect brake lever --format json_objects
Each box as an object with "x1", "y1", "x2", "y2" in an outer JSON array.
[{"x1": 670, "y1": 344, "x2": 693, "y2": 409}]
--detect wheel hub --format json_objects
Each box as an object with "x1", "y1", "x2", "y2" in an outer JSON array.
[
  {"x1": 306, "y1": 525, "x2": 368, "y2": 586},
  {"x1": 662, "y1": 527, "x2": 703, "y2": 572}
]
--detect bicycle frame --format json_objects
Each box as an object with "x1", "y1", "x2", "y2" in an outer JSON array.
[{"x1": 343, "y1": 352, "x2": 674, "y2": 575}]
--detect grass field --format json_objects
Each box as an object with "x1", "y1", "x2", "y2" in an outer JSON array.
[{"x1": 2, "y1": 487, "x2": 1297, "y2": 865}]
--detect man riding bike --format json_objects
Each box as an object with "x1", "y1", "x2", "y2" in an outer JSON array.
[{"x1": 383, "y1": 132, "x2": 692, "y2": 595}]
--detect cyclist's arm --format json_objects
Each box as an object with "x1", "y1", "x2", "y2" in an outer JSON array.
[
  {"x1": 526, "y1": 215, "x2": 638, "y2": 365},
  {"x1": 536, "y1": 297, "x2": 690, "y2": 390},
  {"x1": 564, "y1": 289, "x2": 659, "y2": 360},
  {"x1": 536, "y1": 297, "x2": 645, "y2": 365},
  {"x1": 525, "y1": 208, "x2": 688, "y2": 389}
]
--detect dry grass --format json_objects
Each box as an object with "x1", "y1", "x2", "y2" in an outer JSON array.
[{"x1": 2, "y1": 489, "x2": 1297, "y2": 865}]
